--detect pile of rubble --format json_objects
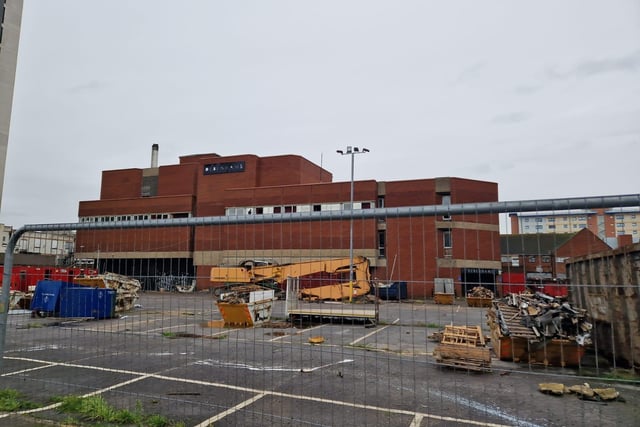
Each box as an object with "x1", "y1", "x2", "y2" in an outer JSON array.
[
  {"x1": 467, "y1": 286, "x2": 494, "y2": 299},
  {"x1": 216, "y1": 284, "x2": 271, "y2": 304},
  {"x1": 73, "y1": 272, "x2": 141, "y2": 312},
  {"x1": 494, "y1": 292, "x2": 592, "y2": 345}
]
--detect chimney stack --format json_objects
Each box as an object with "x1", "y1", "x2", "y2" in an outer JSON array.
[{"x1": 151, "y1": 144, "x2": 159, "y2": 168}]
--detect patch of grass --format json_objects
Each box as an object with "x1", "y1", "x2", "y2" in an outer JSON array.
[
  {"x1": 55, "y1": 395, "x2": 184, "y2": 426},
  {"x1": 0, "y1": 388, "x2": 41, "y2": 411},
  {"x1": 425, "y1": 322, "x2": 442, "y2": 329},
  {"x1": 161, "y1": 331, "x2": 179, "y2": 338},
  {"x1": 602, "y1": 368, "x2": 638, "y2": 381}
]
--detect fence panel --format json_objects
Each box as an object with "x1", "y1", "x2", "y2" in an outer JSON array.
[{"x1": 0, "y1": 195, "x2": 639, "y2": 426}]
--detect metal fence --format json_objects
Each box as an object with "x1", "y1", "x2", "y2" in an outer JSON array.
[{"x1": 0, "y1": 194, "x2": 639, "y2": 426}]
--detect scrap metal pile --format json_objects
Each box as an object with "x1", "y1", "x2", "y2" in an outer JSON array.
[{"x1": 492, "y1": 292, "x2": 592, "y2": 345}]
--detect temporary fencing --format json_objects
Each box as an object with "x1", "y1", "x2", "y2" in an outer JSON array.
[{"x1": 0, "y1": 194, "x2": 639, "y2": 426}]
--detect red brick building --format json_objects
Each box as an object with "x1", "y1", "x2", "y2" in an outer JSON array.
[
  {"x1": 77, "y1": 147, "x2": 501, "y2": 297},
  {"x1": 500, "y1": 228, "x2": 611, "y2": 296}
]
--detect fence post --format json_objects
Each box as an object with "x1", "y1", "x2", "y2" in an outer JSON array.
[{"x1": 0, "y1": 227, "x2": 26, "y2": 368}]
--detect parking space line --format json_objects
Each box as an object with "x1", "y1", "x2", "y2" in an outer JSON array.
[
  {"x1": 193, "y1": 393, "x2": 267, "y2": 427},
  {"x1": 268, "y1": 323, "x2": 324, "y2": 341},
  {"x1": 349, "y1": 317, "x2": 399, "y2": 346},
  {"x1": 4, "y1": 355, "x2": 512, "y2": 427},
  {"x1": 410, "y1": 414, "x2": 424, "y2": 426}
]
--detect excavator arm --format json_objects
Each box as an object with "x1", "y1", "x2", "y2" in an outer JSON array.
[{"x1": 211, "y1": 256, "x2": 371, "y2": 301}]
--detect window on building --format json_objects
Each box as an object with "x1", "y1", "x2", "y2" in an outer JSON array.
[
  {"x1": 542, "y1": 256, "x2": 551, "y2": 263},
  {"x1": 273, "y1": 206, "x2": 282, "y2": 214},
  {"x1": 548, "y1": 217, "x2": 555, "y2": 222},
  {"x1": 441, "y1": 194, "x2": 451, "y2": 205},
  {"x1": 528, "y1": 256, "x2": 536, "y2": 263},
  {"x1": 377, "y1": 196, "x2": 385, "y2": 208},
  {"x1": 617, "y1": 223, "x2": 625, "y2": 228},
  {"x1": 443, "y1": 230, "x2": 452, "y2": 248},
  {"x1": 548, "y1": 225, "x2": 556, "y2": 229},
  {"x1": 313, "y1": 204, "x2": 321, "y2": 212},
  {"x1": 535, "y1": 218, "x2": 543, "y2": 222},
  {"x1": 361, "y1": 202, "x2": 372, "y2": 209},
  {"x1": 377, "y1": 230, "x2": 386, "y2": 257}
]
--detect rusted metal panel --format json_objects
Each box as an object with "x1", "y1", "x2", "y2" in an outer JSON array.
[{"x1": 567, "y1": 243, "x2": 640, "y2": 369}]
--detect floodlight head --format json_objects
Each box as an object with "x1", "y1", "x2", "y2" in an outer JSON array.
[
  {"x1": 362, "y1": 148, "x2": 370, "y2": 153},
  {"x1": 336, "y1": 150, "x2": 344, "y2": 154}
]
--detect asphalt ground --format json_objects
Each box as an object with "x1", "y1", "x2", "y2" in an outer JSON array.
[{"x1": 0, "y1": 292, "x2": 638, "y2": 426}]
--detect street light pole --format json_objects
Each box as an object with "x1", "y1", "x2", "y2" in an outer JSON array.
[{"x1": 336, "y1": 146, "x2": 370, "y2": 301}]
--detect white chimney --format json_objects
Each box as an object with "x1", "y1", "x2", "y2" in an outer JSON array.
[{"x1": 151, "y1": 144, "x2": 159, "y2": 168}]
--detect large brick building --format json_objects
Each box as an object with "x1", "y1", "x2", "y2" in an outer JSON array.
[{"x1": 77, "y1": 147, "x2": 501, "y2": 297}]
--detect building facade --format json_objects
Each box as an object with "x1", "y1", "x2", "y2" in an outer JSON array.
[
  {"x1": 77, "y1": 147, "x2": 501, "y2": 297},
  {"x1": 509, "y1": 207, "x2": 640, "y2": 247},
  {"x1": 500, "y1": 228, "x2": 611, "y2": 296},
  {"x1": 0, "y1": 0, "x2": 23, "y2": 212}
]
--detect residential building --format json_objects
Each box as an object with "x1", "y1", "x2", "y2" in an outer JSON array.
[
  {"x1": 76, "y1": 146, "x2": 501, "y2": 297},
  {"x1": 509, "y1": 207, "x2": 640, "y2": 247}
]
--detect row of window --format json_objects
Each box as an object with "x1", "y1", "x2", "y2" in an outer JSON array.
[
  {"x1": 225, "y1": 201, "x2": 376, "y2": 216},
  {"x1": 79, "y1": 212, "x2": 191, "y2": 223},
  {"x1": 524, "y1": 214, "x2": 637, "y2": 223}
]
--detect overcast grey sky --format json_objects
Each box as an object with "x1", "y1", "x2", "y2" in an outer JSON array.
[{"x1": 2, "y1": 1, "x2": 639, "y2": 228}]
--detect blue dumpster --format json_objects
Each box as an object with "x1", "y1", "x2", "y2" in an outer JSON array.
[
  {"x1": 59, "y1": 287, "x2": 116, "y2": 319},
  {"x1": 30, "y1": 280, "x2": 73, "y2": 316},
  {"x1": 376, "y1": 281, "x2": 408, "y2": 300}
]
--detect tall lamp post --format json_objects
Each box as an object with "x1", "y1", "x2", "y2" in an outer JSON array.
[{"x1": 336, "y1": 146, "x2": 370, "y2": 301}]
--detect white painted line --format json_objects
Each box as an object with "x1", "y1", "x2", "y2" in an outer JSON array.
[
  {"x1": 349, "y1": 317, "x2": 399, "y2": 346},
  {"x1": 269, "y1": 323, "x2": 324, "y2": 342},
  {"x1": 410, "y1": 413, "x2": 424, "y2": 427},
  {"x1": 3, "y1": 356, "x2": 515, "y2": 427},
  {"x1": 0, "y1": 363, "x2": 54, "y2": 377},
  {"x1": 0, "y1": 370, "x2": 152, "y2": 419},
  {"x1": 193, "y1": 393, "x2": 267, "y2": 427},
  {"x1": 192, "y1": 358, "x2": 354, "y2": 373},
  {"x1": 146, "y1": 323, "x2": 205, "y2": 333}
]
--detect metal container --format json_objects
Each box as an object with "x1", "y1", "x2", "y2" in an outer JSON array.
[
  {"x1": 217, "y1": 289, "x2": 276, "y2": 327},
  {"x1": 30, "y1": 280, "x2": 73, "y2": 316},
  {"x1": 59, "y1": 287, "x2": 116, "y2": 319}
]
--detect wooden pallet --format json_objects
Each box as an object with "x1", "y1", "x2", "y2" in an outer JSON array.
[
  {"x1": 434, "y1": 325, "x2": 491, "y2": 372},
  {"x1": 440, "y1": 325, "x2": 485, "y2": 347}
]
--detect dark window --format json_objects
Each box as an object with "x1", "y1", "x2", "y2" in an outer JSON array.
[
  {"x1": 378, "y1": 230, "x2": 386, "y2": 257},
  {"x1": 443, "y1": 230, "x2": 452, "y2": 248}
]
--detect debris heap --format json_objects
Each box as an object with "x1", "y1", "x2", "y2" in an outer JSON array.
[
  {"x1": 495, "y1": 292, "x2": 592, "y2": 344},
  {"x1": 487, "y1": 292, "x2": 592, "y2": 366},
  {"x1": 467, "y1": 286, "x2": 494, "y2": 299},
  {"x1": 73, "y1": 272, "x2": 141, "y2": 312}
]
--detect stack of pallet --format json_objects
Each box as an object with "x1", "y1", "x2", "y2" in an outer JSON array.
[{"x1": 433, "y1": 325, "x2": 491, "y2": 372}]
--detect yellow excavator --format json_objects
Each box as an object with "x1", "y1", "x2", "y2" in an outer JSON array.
[{"x1": 210, "y1": 256, "x2": 371, "y2": 301}]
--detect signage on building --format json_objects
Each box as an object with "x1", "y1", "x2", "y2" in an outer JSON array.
[{"x1": 203, "y1": 161, "x2": 246, "y2": 175}]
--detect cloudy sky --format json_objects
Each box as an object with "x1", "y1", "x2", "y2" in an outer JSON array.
[{"x1": 2, "y1": 0, "x2": 639, "y2": 228}]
